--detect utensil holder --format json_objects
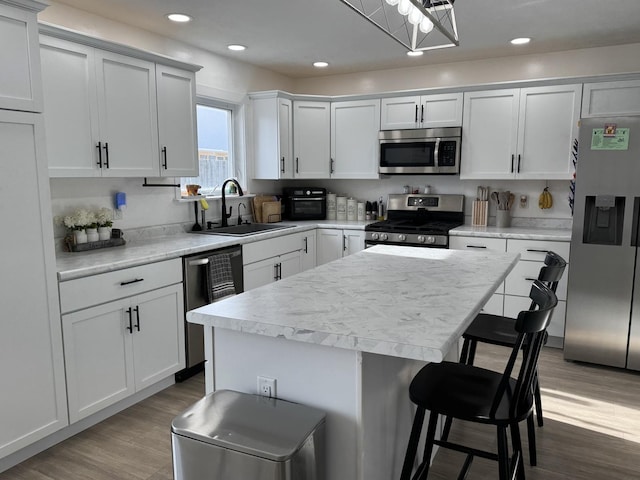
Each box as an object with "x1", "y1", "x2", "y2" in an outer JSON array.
[
  {"x1": 496, "y1": 209, "x2": 511, "y2": 228},
  {"x1": 472, "y1": 201, "x2": 488, "y2": 226}
]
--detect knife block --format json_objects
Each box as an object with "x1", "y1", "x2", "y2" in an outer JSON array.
[{"x1": 472, "y1": 200, "x2": 488, "y2": 226}]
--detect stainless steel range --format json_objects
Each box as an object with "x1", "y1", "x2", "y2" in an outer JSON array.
[{"x1": 365, "y1": 194, "x2": 464, "y2": 248}]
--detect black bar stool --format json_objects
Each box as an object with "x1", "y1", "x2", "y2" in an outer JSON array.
[
  {"x1": 400, "y1": 280, "x2": 558, "y2": 480},
  {"x1": 452, "y1": 251, "x2": 567, "y2": 466}
]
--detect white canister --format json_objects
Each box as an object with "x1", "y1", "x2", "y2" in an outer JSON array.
[
  {"x1": 357, "y1": 202, "x2": 365, "y2": 221},
  {"x1": 326, "y1": 193, "x2": 337, "y2": 220},
  {"x1": 347, "y1": 198, "x2": 357, "y2": 221},
  {"x1": 336, "y1": 196, "x2": 347, "y2": 221}
]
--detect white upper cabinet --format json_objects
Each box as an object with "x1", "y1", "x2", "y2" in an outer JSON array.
[
  {"x1": 582, "y1": 80, "x2": 640, "y2": 117},
  {"x1": 156, "y1": 64, "x2": 198, "y2": 177},
  {"x1": 40, "y1": 30, "x2": 200, "y2": 178},
  {"x1": 94, "y1": 50, "x2": 159, "y2": 177},
  {"x1": 380, "y1": 93, "x2": 462, "y2": 129},
  {"x1": 461, "y1": 85, "x2": 581, "y2": 180},
  {"x1": 293, "y1": 100, "x2": 331, "y2": 178},
  {"x1": 0, "y1": 0, "x2": 45, "y2": 112},
  {"x1": 251, "y1": 94, "x2": 294, "y2": 179},
  {"x1": 331, "y1": 99, "x2": 380, "y2": 179}
]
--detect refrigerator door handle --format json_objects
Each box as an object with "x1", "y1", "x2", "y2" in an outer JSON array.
[{"x1": 632, "y1": 197, "x2": 640, "y2": 247}]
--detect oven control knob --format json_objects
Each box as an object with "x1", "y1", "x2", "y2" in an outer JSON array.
[
  {"x1": 398, "y1": 234, "x2": 407, "y2": 242},
  {"x1": 417, "y1": 235, "x2": 425, "y2": 243},
  {"x1": 306, "y1": 190, "x2": 311, "y2": 195},
  {"x1": 425, "y1": 235, "x2": 436, "y2": 244},
  {"x1": 371, "y1": 233, "x2": 379, "y2": 240},
  {"x1": 380, "y1": 233, "x2": 389, "y2": 241}
]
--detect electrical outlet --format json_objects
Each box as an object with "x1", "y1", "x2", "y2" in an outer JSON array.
[
  {"x1": 257, "y1": 376, "x2": 276, "y2": 398},
  {"x1": 113, "y1": 208, "x2": 123, "y2": 220}
]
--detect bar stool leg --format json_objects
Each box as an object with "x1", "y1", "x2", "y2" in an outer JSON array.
[{"x1": 401, "y1": 406, "x2": 426, "y2": 480}]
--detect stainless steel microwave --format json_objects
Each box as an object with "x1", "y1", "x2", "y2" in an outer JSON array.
[{"x1": 379, "y1": 127, "x2": 462, "y2": 175}]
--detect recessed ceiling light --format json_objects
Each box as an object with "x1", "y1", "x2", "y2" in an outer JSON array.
[
  {"x1": 407, "y1": 50, "x2": 424, "y2": 57},
  {"x1": 511, "y1": 37, "x2": 531, "y2": 45},
  {"x1": 227, "y1": 44, "x2": 247, "y2": 51},
  {"x1": 313, "y1": 61, "x2": 329, "y2": 68},
  {"x1": 167, "y1": 13, "x2": 192, "y2": 23}
]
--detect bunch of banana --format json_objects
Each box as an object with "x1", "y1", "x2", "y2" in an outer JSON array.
[{"x1": 538, "y1": 187, "x2": 553, "y2": 209}]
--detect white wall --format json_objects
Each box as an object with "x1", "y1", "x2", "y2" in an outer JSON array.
[{"x1": 292, "y1": 43, "x2": 640, "y2": 96}]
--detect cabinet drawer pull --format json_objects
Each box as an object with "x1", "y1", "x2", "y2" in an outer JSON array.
[
  {"x1": 526, "y1": 249, "x2": 549, "y2": 253},
  {"x1": 96, "y1": 141, "x2": 103, "y2": 168},
  {"x1": 466, "y1": 245, "x2": 487, "y2": 249},
  {"x1": 126, "y1": 307, "x2": 133, "y2": 333},
  {"x1": 524, "y1": 277, "x2": 537, "y2": 282},
  {"x1": 103, "y1": 142, "x2": 110, "y2": 169},
  {"x1": 134, "y1": 306, "x2": 140, "y2": 331},
  {"x1": 120, "y1": 278, "x2": 144, "y2": 286}
]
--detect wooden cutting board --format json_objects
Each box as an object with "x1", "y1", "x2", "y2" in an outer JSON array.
[
  {"x1": 252, "y1": 195, "x2": 279, "y2": 223},
  {"x1": 261, "y1": 201, "x2": 282, "y2": 223}
]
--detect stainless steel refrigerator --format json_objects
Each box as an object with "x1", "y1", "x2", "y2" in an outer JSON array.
[{"x1": 565, "y1": 115, "x2": 640, "y2": 369}]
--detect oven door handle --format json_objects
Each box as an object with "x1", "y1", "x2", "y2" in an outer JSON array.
[
  {"x1": 188, "y1": 258, "x2": 209, "y2": 267},
  {"x1": 291, "y1": 197, "x2": 325, "y2": 201}
]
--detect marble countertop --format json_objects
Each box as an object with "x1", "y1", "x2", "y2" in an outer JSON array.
[
  {"x1": 187, "y1": 245, "x2": 519, "y2": 363},
  {"x1": 56, "y1": 221, "x2": 371, "y2": 281},
  {"x1": 451, "y1": 225, "x2": 571, "y2": 241}
]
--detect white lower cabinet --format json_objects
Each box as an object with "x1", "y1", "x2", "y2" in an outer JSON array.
[
  {"x1": 316, "y1": 228, "x2": 365, "y2": 266},
  {"x1": 450, "y1": 235, "x2": 570, "y2": 341},
  {"x1": 243, "y1": 231, "x2": 316, "y2": 291},
  {"x1": 59, "y1": 259, "x2": 184, "y2": 423}
]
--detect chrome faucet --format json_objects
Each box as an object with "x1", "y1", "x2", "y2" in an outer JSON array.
[{"x1": 221, "y1": 178, "x2": 244, "y2": 227}]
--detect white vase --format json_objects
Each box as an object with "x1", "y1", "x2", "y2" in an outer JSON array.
[
  {"x1": 74, "y1": 229, "x2": 87, "y2": 244},
  {"x1": 98, "y1": 226, "x2": 111, "y2": 241},
  {"x1": 86, "y1": 227, "x2": 99, "y2": 242}
]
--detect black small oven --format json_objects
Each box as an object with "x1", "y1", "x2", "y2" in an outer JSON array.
[{"x1": 282, "y1": 187, "x2": 327, "y2": 220}]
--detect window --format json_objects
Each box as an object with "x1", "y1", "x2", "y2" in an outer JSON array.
[{"x1": 181, "y1": 100, "x2": 238, "y2": 196}]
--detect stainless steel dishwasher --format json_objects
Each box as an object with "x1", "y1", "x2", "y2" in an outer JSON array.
[{"x1": 176, "y1": 245, "x2": 243, "y2": 381}]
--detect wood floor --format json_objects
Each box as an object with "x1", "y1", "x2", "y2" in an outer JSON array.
[{"x1": 2, "y1": 346, "x2": 640, "y2": 479}]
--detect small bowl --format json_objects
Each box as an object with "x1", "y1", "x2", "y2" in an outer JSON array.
[{"x1": 186, "y1": 184, "x2": 201, "y2": 196}]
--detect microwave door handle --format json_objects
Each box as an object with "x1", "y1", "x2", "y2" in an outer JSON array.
[{"x1": 434, "y1": 138, "x2": 440, "y2": 167}]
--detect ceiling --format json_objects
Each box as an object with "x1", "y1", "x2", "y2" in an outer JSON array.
[{"x1": 53, "y1": 0, "x2": 640, "y2": 78}]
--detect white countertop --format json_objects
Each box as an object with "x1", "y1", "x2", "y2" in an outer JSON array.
[
  {"x1": 55, "y1": 221, "x2": 374, "y2": 281},
  {"x1": 187, "y1": 245, "x2": 519, "y2": 363},
  {"x1": 451, "y1": 225, "x2": 571, "y2": 241}
]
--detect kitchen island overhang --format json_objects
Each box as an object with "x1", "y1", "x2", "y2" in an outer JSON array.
[{"x1": 187, "y1": 245, "x2": 519, "y2": 480}]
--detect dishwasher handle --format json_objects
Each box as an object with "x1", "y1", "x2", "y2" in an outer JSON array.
[{"x1": 188, "y1": 258, "x2": 210, "y2": 267}]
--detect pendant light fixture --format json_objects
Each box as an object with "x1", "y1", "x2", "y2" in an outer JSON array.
[{"x1": 339, "y1": 0, "x2": 458, "y2": 54}]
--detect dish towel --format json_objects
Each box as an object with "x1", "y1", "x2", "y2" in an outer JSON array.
[{"x1": 206, "y1": 253, "x2": 237, "y2": 303}]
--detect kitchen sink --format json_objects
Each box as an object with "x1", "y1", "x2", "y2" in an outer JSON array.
[{"x1": 192, "y1": 223, "x2": 295, "y2": 237}]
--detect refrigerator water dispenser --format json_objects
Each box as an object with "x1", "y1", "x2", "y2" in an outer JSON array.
[{"x1": 582, "y1": 195, "x2": 625, "y2": 245}]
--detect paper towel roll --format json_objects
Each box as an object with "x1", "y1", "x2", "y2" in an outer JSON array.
[{"x1": 326, "y1": 193, "x2": 336, "y2": 220}]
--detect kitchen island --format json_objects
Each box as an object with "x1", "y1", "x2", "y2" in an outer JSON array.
[{"x1": 187, "y1": 245, "x2": 519, "y2": 480}]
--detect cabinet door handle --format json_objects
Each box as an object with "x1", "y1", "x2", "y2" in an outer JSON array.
[
  {"x1": 120, "y1": 278, "x2": 144, "y2": 286},
  {"x1": 96, "y1": 141, "x2": 103, "y2": 168},
  {"x1": 466, "y1": 245, "x2": 487, "y2": 249},
  {"x1": 296, "y1": 157, "x2": 299, "y2": 174},
  {"x1": 420, "y1": 104, "x2": 424, "y2": 124},
  {"x1": 134, "y1": 306, "x2": 140, "y2": 331},
  {"x1": 103, "y1": 142, "x2": 110, "y2": 168},
  {"x1": 414, "y1": 105, "x2": 418, "y2": 123},
  {"x1": 273, "y1": 263, "x2": 279, "y2": 281},
  {"x1": 126, "y1": 307, "x2": 133, "y2": 333},
  {"x1": 517, "y1": 154, "x2": 521, "y2": 173},
  {"x1": 304, "y1": 236, "x2": 308, "y2": 254},
  {"x1": 343, "y1": 235, "x2": 348, "y2": 252},
  {"x1": 330, "y1": 158, "x2": 335, "y2": 174},
  {"x1": 510, "y1": 154, "x2": 514, "y2": 173},
  {"x1": 281, "y1": 156, "x2": 285, "y2": 173},
  {"x1": 162, "y1": 146, "x2": 168, "y2": 169}
]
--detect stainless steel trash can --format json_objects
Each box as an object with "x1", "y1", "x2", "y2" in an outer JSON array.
[{"x1": 171, "y1": 390, "x2": 326, "y2": 480}]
